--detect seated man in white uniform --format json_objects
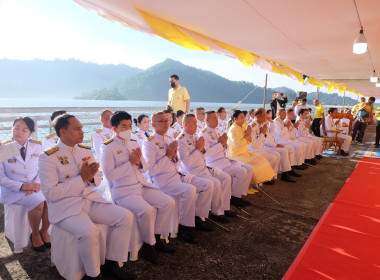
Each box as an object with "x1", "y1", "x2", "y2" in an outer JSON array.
[
  {"x1": 286, "y1": 108, "x2": 317, "y2": 165},
  {"x1": 248, "y1": 108, "x2": 280, "y2": 184},
  {"x1": 38, "y1": 114, "x2": 136, "y2": 280},
  {"x1": 91, "y1": 109, "x2": 113, "y2": 157},
  {"x1": 274, "y1": 108, "x2": 307, "y2": 170},
  {"x1": 131, "y1": 114, "x2": 152, "y2": 147},
  {"x1": 325, "y1": 107, "x2": 352, "y2": 156},
  {"x1": 142, "y1": 112, "x2": 213, "y2": 243},
  {"x1": 263, "y1": 110, "x2": 301, "y2": 182},
  {"x1": 43, "y1": 110, "x2": 67, "y2": 151},
  {"x1": 199, "y1": 111, "x2": 254, "y2": 209},
  {"x1": 100, "y1": 111, "x2": 176, "y2": 264},
  {"x1": 178, "y1": 114, "x2": 231, "y2": 224},
  {"x1": 163, "y1": 110, "x2": 179, "y2": 139},
  {"x1": 171, "y1": 110, "x2": 185, "y2": 136},
  {"x1": 217, "y1": 107, "x2": 228, "y2": 134},
  {"x1": 196, "y1": 107, "x2": 206, "y2": 134},
  {"x1": 296, "y1": 109, "x2": 323, "y2": 162}
]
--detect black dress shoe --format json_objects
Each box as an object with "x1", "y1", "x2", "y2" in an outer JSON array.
[
  {"x1": 195, "y1": 216, "x2": 213, "y2": 232},
  {"x1": 289, "y1": 169, "x2": 301, "y2": 177},
  {"x1": 82, "y1": 274, "x2": 104, "y2": 280},
  {"x1": 305, "y1": 159, "x2": 316, "y2": 165},
  {"x1": 375, "y1": 144, "x2": 379, "y2": 148},
  {"x1": 155, "y1": 238, "x2": 175, "y2": 253},
  {"x1": 293, "y1": 165, "x2": 305, "y2": 170},
  {"x1": 340, "y1": 151, "x2": 350, "y2": 156},
  {"x1": 263, "y1": 179, "x2": 275, "y2": 185},
  {"x1": 230, "y1": 196, "x2": 246, "y2": 208},
  {"x1": 103, "y1": 260, "x2": 136, "y2": 280},
  {"x1": 30, "y1": 234, "x2": 46, "y2": 252},
  {"x1": 40, "y1": 231, "x2": 51, "y2": 249},
  {"x1": 224, "y1": 210, "x2": 238, "y2": 218},
  {"x1": 139, "y1": 243, "x2": 158, "y2": 264},
  {"x1": 239, "y1": 197, "x2": 252, "y2": 206},
  {"x1": 316, "y1": 155, "x2": 323, "y2": 160},
  {"x1": 209, "y1": 213, "x2": 229, "y2": 224},
  {"x1": 281, "y1": 173, "x2": 296, "y2": 183},
  {"x1": 178, "y1": 225, "x2": 196, "y2": 243},
  {"x1": 301, "y1": 163, "x2": 309, "y2": 169}
]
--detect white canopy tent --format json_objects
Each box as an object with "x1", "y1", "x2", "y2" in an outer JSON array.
[{"x1": 74, "y1": 0, "x2": 380, "y2": 98}]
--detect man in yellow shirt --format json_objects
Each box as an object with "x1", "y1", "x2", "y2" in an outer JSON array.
[
  {"x1": 167, "y1": 74, "x2": 190, "y2": 114},
  {"x1": 351, "y1": 97, "x2": 366, "y2": 116},
  {"x1": 375, "y1": 106, "x2": 380, "y2": 148},
  {"x1": 351, "y1": 96, "x2": 376, "y2": 145},
  {"x1": 311, "y1": 99, "x2": 324, "y2": 137}
]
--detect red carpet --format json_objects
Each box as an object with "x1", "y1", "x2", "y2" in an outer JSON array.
[{"x1": 283, "y1": 157, "x2": 380, "y2": 280}]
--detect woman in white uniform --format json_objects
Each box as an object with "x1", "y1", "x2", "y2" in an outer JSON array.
[
  {"x1": 0, "y1": 117, "x2": 50, "y2": 252},
  {"x1": 132, "y1": 114, "x2": 152, "y2": 147}
]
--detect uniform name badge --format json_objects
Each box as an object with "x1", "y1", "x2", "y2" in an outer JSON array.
[{"x1": 57, "y1": 155, "x2": 69, "y2": 165}]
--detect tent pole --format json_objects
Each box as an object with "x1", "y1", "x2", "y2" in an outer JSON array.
[
  {"x1": 316, "y1": 87, "x2": 320, "y2": 99},
  {"x1": 343, "y1": 91, "x2": 346, "y2": 110},
  {"x1": 263, "y1": 74, "x2": 268, "y2": 108}
]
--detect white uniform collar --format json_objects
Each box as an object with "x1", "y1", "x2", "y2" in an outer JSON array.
[{"x1": 57, "y1": 139, "x2": 77, "y2": 152}]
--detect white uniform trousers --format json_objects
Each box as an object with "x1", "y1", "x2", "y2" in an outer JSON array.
[
  {"x1": 251, "y1": 148, "x2": 281, "y2": 174},
  {"x1": 55, "y1": 199, "x2": 133, "y2": 277},
  {"x1": 222, "y1": 162, "x2": 253, "y2": 198},
  {"x1": 187, "y1": 176, "x2": 215, "y2": 217},
  {"x1": 296, "y1": 137, "x2": 316, "y2": 159},
  {"x1": 199, "y1": 170, "x2": 232, "y2": 215},
  {"x1": 308, "y1": 135, "x2": 322, "y2": 155},
  {"x1": 327, "y1": 133, "x2": 352, "y2": 152},
  {"x1": 264, "y1": 146, "x2": 293, "y2": 172},
  {"x1": 115, "y1": 187, "x2": 175, "y2": 245},
  {"x1": 280, "y1": 140, "x2": 306, "y2": 166}
]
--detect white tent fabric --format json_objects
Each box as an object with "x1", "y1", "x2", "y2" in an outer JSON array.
[{"x1": 74, "y1": 0, "x2": 380, "y2": 97}]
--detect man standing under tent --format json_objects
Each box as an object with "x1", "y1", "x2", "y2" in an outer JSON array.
[{"x1": 167, "y1": 74, "x2": 190, "y2": 114}]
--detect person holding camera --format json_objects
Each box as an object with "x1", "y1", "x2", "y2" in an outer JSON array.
[{"x1": 269, "y1": 92, "x2": 288, "y2": 120}]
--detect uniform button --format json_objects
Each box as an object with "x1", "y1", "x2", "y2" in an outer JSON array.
[
  {"x1": 24, "y1": 166, "x2": 27, "y2": 169},
  {"x1": 25, "y1": 175, "x2": 28, "y2": 178}
]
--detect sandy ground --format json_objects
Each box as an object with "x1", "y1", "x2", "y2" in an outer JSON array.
[{"x1": 0, "y1": 124, "x2": 377, "y2": 280}]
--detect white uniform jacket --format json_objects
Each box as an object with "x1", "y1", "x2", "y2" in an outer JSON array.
[
  {"x1": 218, "y1": 118, "x2": 228, "y2": 134},
  {"x1": 0, "y1": 139, "x2": 42, "y2": 204},
  {"x1": 42, "y1": 132, "x2": 59, "y2": 151},
  {"x1": 131, "y1": 129, "x2": 152, "y2": 147},
  {"x1": 38, "y1": 140, "x2": 110, "y2": 224},
  {"x1": 196, "y1": 119, "x2": 206, "y2": 134},
  {"x1": 91, "y1": 126, "x2": 113, "y2": 156},
  {"x1": 100, "y1": 136, "x2": 156, "y2": 201},
  {"x1": 249, "y1": 120, "x2": 266, "y2": 150},
  {"x1": 296, "y1": 117, "x2": 310, "y2": 138},
  {"x1": 263, "y1": 122, "x2": 278, "y2": 148},
  {"x1": 273, "y1": 118, "x2": 292, "y2": 144}
]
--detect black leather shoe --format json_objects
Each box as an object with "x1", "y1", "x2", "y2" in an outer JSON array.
[
  {"x1": 340, "y1": 151, "x2": 350, "y2": 156},
  {"x1": 231, "y1": 196, "x2": 246, "y2": 208},
  {"x1": 82, "y1": 274, "x2": 103, "y2": 280},
  {"x1": 293, "y1": 165, "x2": 306, "y2": 170},
  {"x1": 195, "y1": 216, "x2": 213, "y2": 232},
  {"x1": 281, "y1": 173, "x2": 296, "y2": 183},
  {"x1": 239, "y1": 197, "x2": 252, "y2": 206},
  {"x1": 316, "y1": 155, "x2": 323, "y2": 160},
  {"x1": 40, "y1": 231, "x2": 51, "y2": 249},
  {"x1": 306, "y1": 159, "x2": 316, "y2": 165},
  {"x1": 30, "y1": 234, "x2": 46, "y2": 252},
  {"x1": 301, "y1": 163, "x2": 309, "y2": 169},
  {"x1": 139, "y1": 243, "x2": 158, "y2": 264},
  {"x1": 224, "y1": 210, "x2": 238, "y2": 218},
  {"x1": 155, "y1": 238, "x2": 175, "y2": 253},
  {"x1": 103, "y1": 260, "x2": 136, "y2": 280},
  {"x1": 289, "y1": 169, "x2": 301, "y2": 177},
  {"x1": 263, "y1": 179, "x2": 275, "y2": 185},
  {"x1": 178, "y1": 225, "x2": 196, "y2": 243},
  {"x1": 209, "y1": 213, "x2": 229, "y2": 224}
]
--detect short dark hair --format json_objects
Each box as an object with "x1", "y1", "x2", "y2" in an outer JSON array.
[
  {"x1": 242, "y1": 110, "x2": 248, "y2": 116},
  {"x1": 176, "y1": 110, "x2": 185, "y2": 117},
  {"x1": 170, "y1": 74, "x2": 179, "y2": 80},
  {"x1": 163, "y1": 109, "x2": 172, "y2": 114},
  {"x1": 287, "y1": 108, "x2": 294, "y2": 114},
  {"x1": 205, "y1": 110, "x2": 216, "y2": 119},
  {"x1": 328, "y1": 107, "x2": 337, "y2": 114},
  {"x1": 183, "y1": 113, "x2": 196, "y2": 123},
  {"x1": 249, "y1": 109, "x2": 255, "y2": 115},
  {"x1": 266, "y1": 109, "x2": 272, "y2": 114},
  {"x1": 255, "y1": 108, "x2": 265, "y2": 117},
  {"x1": 302, "y1": 98, "x2": 307, "y2": 102},
  {"x1": 54, "y1": 114, "x2": 75, "y2": 137},
  {"x1": 298, "y1": 109, "x2": 306, "y2": 116},
  {"x1": 369, "y1": 97, "x2": 376, "y2": 102},
  {"x1": 111, "y1": 111, "x2": 132, "y2": 127},
  {"x1": 13, "y1": 117, "x2": 35, "y2": 133},
  {"x1": 217, "y1": 107, "x2": 225, "y2": 114},
  {"x1": 133, "y1": 114, "x2": 149, "y2": 126},
  {"x1": 50, "y1": 110, "x2": 67, "y2": 121},
  {"x1": 196, "y1": 107, "x2": 205, "y2": 112}
]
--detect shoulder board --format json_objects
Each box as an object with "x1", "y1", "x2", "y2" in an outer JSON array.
[
  {"x1": 171, "y1": 123, "x2": 176, "y2": 128},
  {"x1": 132, "y1": 131, "x2": 138, "y2": 134},
  {"x1": 78, "y1": 144, "x2": 91, "y2": 149},
  {"x1": 29, "y1": 139, "x2": 42, "y2": 145},
  {"x1": 2, "y1": 140, "x2": 12, "y2": 145},
  {"x1": 96, "y1": 129, "x2": 103, "y2": 133},
  {"x1": 104, "y1": 138, "x2": 114, "y2": 145},
  {"x1": 44, "y1": 146, "x2": 59, "y2": 155},
  {"x1": 201, "y1": 128, "x2": 207, "y2": 133},
  {"x1": 45, "y1": 132, "x2": 56, "y2": 139},
  {"x1": 147, "y1": 135, "x2": 154, "y2": 141},
  {"x1": 178, "y1": 134, "x2": 185, "y2": 139},
  {"x1": 130, "y1": 139, "x2": 137, "y2": 141}
]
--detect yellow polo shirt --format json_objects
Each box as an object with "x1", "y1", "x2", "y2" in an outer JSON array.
[
  {"x1": 376, "y1": 107, "x2": 380, "y2": 121},
  {"x1": 168, "y1": 86, "x2": 190, "y2": 113},
  {"x1": 314, "y1": 104, "x2": 324, "y2": 118}
]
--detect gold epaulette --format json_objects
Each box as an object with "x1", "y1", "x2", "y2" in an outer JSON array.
[
  {"x1": 171, "y1": 123, "x2": 176, "y2": 128},
  {"x1": 132, "y1": 131, "x2": 138, "y2": 134},
  {"x1": 29, "y1": 139, "x2": 42, "y2": 145},
  {"x1": 96, "y1": 129, "x2": 103, "y2": 133},
  {"x1": 45, "y1": 132, "x2": 56, "y2": 140},
  {"x1": 201, "y1": 128, "x2": 207, "y2": 133},
  {"x1": 178, "y1": 134, "x2": 184, "y2": 139},
  {"x1": 147, "y1": 135, "x2": 154, "y2": 141},
  {"x1": 44, "y1": 146, "x2": 59, "y2": 155},
  {"x1": 130, "y1": 139, "x2": 137, "y2": 141},
  {"x1": 78, "y1": 144, "x2": 91, "y2": 149},
  {"x1": 2, "y1": 140, "x2": 12, "y2": 145},
  {"x1": 104, "y1": 138, "x2": 114, "y2": 145},
  {"x1": 252, "y1": 123, "x2": 256, "y2": 127}
]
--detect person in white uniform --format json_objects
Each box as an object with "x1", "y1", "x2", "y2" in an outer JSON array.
[
  {"x1": 38, "y1": 114, "x2": 136, "y2": 280},
  {"x1": 178, "y1": 114, "x2": 231, "y2": 224},
  {"x1": 325, "y1": 108, "x2": 352, "y2": 156},
  {"x1": 286, "y1": 108, "x2": 317, "y2": 165},
  {"x1": 294, "y1": 98, "x2": 307, "y2": 118},
  {"x1": 199, "y1": 111, "x2": 254, "y2": 209},
  {"x1": 163, "y1": 110, "x2": 179, "y2": 139},
  {"x1": 100, "y1": 111, "x2": 175, "y2": 263},
  {"x1": 142, "y1": 112, "x2": 213, "y2": 243},
  {"x1": 91, "y1": 109, "x2": 113, "y2": 157},
  {"x1": 248, "y1": 108, "x2": 280, "y2": 183},
  {"x1": 171, "y1": 110, "x2": 185, "y2": 136},
  {"x1": 131, "y1": 114, "x2": 152, "y2": 147},
  {"x1": 273, "y1": 108, "x2": 307, "y2": 170},
  {"x1": 0, "y1": 117, "x2": 50, "y2": 252},
  {"x1": 42, "y1": 110, "x2": 67, "y2": 151},
  {"x1": 217, "y1": 107, "x2": 228, "y2": 134},
  {"x1": 195, "y1": 107, "x2": 206, "y2": 134}
]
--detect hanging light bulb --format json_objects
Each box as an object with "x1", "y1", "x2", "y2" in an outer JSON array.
[
  {"x1": 353, "y1": 28, "x2": 367, "y2": 54},
  {"x1": 370, "y1": 70, "x2": 378, "y2": 82}
]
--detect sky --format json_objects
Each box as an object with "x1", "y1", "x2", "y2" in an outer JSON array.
[{"x1": 0, "y1": 0, "x2": 357, "y2": 100}]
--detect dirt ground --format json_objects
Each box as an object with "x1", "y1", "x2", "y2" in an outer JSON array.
[{"x1": 0, "y1": 125, "x2": 377, "y2": 280}]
